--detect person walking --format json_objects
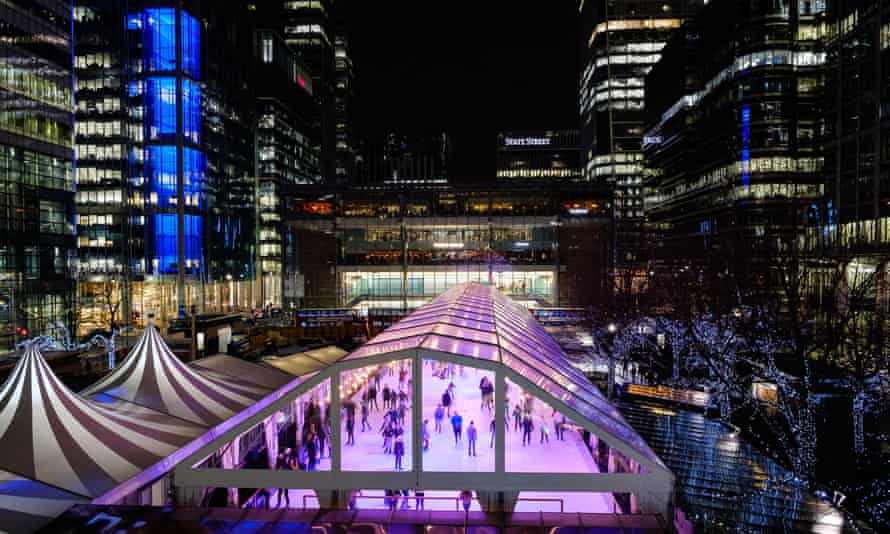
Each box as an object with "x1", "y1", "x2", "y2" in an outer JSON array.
[
  {"x1": 521, "y1": 413, "x2": 533, "y2": 447},
  {"x1": 345, "y1": 415, "x2": 355, "y2": 446},
  {"x1": 368, "y1": 384, "x2": 378, "y2": 411},
  {"x1": 434, "y1": 403, "x2": 445, "y2": 433},
  {"x1": 467, "y1": 421, "x2": 477, "y2": 456},
  {"x1": 316, "y1": 419, "x2": 327, "y2": 459},
  {"x1": 305, "y1": 425, "x2": 318, "y2": 471},
  {"x1": 393, "y1": 435, "x2": 405, "y2": 470},
  {"x1": 451, "y1": 411, "x2": 463, "y2": 444},
  {"x1": 422, "y1": 419, "x2": 430, "y2": 450},
  {"x1": 441, "y1": 389, "x2": 452, "y2": 417},
  {"x1": 275, "y1": 449, "x2": 292, "y2": 508},
  {"x1": 361, "y1": 398, "x2": 371, "y2": 431},
  {"x1": 556, "y1": 414, "x2": 567, "y2": 440},
  {"x1": 415, "y1": 488, "x2": 425, "y2": 510},
  {"x1": 460, "y1": 489, "x2": 472, "y2": 512}
]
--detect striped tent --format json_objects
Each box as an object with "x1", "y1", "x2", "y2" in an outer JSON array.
[
  {"x1": 82, "y1": 326, "x2": 274, "y2": 426},
  {"x1": 0, "y1": 470, "x2": 85, "y2": 533},
  {"x1": 0, "y1": 345, "x2": 204, "y2": 499}
]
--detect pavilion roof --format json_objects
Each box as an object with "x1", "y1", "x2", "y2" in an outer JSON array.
[{"x1": 345, "y1": 283, "x2": 665, "y2": 468}]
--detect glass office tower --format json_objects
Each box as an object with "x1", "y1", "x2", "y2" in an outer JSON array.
[
  {"x1": 0, "y1": 0, "x2": 76, "y2": 349},
  {"x1": 579, "y1": 0, "x2": 703, "y2": 283}
]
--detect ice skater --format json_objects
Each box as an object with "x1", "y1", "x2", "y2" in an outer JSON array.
[{"x1": 467, "y1": 420, "x2": 477, "y2": 456}]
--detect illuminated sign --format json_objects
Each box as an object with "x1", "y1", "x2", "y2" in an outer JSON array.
[
  {"x1": 503, "y1": 136, "x2": 551, "y2": 147},
  {"x1": 432, "y1": 242, "x2": 464, "y2": 249}
]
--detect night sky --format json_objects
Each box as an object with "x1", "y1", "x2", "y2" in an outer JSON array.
[{"x1": 345, "y1": 1, "x2": 579, "y2": 181}]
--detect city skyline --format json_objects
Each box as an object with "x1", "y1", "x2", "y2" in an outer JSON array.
[{"x1": 1, "y1": 1, "x2": 889, "y2": 532}]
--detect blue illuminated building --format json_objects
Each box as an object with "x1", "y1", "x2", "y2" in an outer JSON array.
[
  {"x1": 75, "y1": 0, "x2": 261, "y2": 329},
  {"x1": 140, "y1": 7, "x2": 205, "y2": 279}
]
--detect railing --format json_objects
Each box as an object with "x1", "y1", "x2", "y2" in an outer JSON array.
[{"x1": 300, "y1": 492, "x2": 565, "y2": 512}]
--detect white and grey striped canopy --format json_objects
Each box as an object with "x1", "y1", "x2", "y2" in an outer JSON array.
[
  {"x1": 0, "y1": 344, "x2": 204, "y2": 498},
  {"x1": 82, "y1": 325, "x2": 274, "y2": 426}
]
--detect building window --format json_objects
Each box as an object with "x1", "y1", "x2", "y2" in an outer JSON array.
[{"x1": 262, "y1": 37, "x2": 273, "y2": 63}]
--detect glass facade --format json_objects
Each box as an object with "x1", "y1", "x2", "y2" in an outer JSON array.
[
  {"x1": 282, "y1": 185, "x2": 612, "y2": 311},
  {"x1": 74, "y1": 2, "x2": 255, "y2": 333},
  {"x1": 579, "y1": 0, "x2": 703, "y2": 270},
  {"x1": 0, "y1": 0, "x2": 76, "y2": 349},
  {"x1": 643, "y1": 0, "x2": 825, "y2": 287}
]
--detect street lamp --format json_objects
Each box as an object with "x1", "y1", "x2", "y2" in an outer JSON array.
[{"x1": 605, "y1": 322, "x2": 618, "y2": 400}]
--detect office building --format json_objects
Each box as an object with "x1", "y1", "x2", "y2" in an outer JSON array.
[
  {"x1": 356, "y1": 132, "x2": 451, "y2": 186},
  {"x1": 281, "y1": 0, "x2": 340, "y2": 183},
  {"x1": 822, "y1": 0, "x2": 890, "y2": 255},
  {"x1": 579, "y1": 0, "x2": 703, "y2": 271},
  {"x1": 254, "y1": 29, "x2": 322, "y2": 308},
  {"x1": 74, "y1": 1, "x2": 259, "y2": 331},
  {"x1": 334, "y1": 35, "x2": 357, "y2": 182},
  {"x1": 279, "y1": 183, "x2": 612, "y2": 311},
  {"x1": 643, "y1": 0, "x2": 826, "y2": 286},
  {"x1": 496, "y1": 130, "x2": 582, "y2": 181},
  {"x1": 0, "y1": 0, "x2": 76, "y2": 349}
]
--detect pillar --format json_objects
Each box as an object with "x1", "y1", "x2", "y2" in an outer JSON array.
[
  {"x1": 330, "y1": 369, "x2": 341, "y2": 472},
  {"x1": 495, "y1": 369, "x2": 505, "y2": 474},
  {"x1": 636, "y1": 490, "x2": 673, "y2": 530},
  {"x1": 412, "y1": 352, "x2": 423, "y2": 476}
]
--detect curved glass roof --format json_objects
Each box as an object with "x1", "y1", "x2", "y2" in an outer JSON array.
[{"x1": 346, "y1": 283, "x2": 666, "y2": 469}]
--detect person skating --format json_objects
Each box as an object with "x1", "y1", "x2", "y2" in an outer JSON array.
[
  {"x1": 275, "y1": 449, "x2": 292, "y2": 508},
  {"x1": 478, "y1": 376, "x2": 488, "y2": 410},
  {"x1": 382, "y1": 385, "x2": 391, "y2": 410},
  {"x1": 361, "y1": 398, "x2": 371, "y2": 431},
  {"x1": 441, "y1": 389, "x2": 452, "y2": 417},
  {"x1": 434, "y1": 403, "x2": 445, "y2": 433},
  {"x1": 393, "y1": 435, "x2": 405, "y2": 470},
  {"x1": 345, "y1": 414, "x2": 355, "y2": 446},
  {"x1": 451, "y1": 411, "x2": 463, "y2": 444},
  {"x1": 556, "y1": 414, "x2": 567, "y2": 440},
  {"x1": 513, "y1": 403, "x2": 522, "y2": 431},
  {"x1": 381, "y1": 419, "x2": 394, "y2": 454},
  {"x1": 467, "y1": 420, "x2": 477, "y2": 456},
  {"x1": 539, "y1": 416, "x2": 550, "y2": 444},
  {"x1": 398, "y1": 396, "x2": 407, "y2": 426},
  {"x1": 521, "y1": 413, "x2": 533, "y2": 447},
  {"x1": 422, "y1": 419, "x2": 430, "y2": 450},
  {"x1": 368, "y1": 384, "x2": 378, "y2": 411},
  {"x1": 489, "y1": 418, "x2": 496, "y2": 448}
]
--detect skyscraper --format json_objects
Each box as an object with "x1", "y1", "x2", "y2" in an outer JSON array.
[
  {"x1": 643, "y1": 0, "x2": 826, "y2": 290},
  {"x1": 823, "y1": 0, "x2": 888, "y2": 254},
  {"x1": 74, "y1": 1, "x2": 259, "y2": 330},
  {"x1": 281, "y1": 0, "x2": 339, "y2": 183},
  {"x1": 579, "y1": 0, "x2": 703, "y2": 276},
  {"x1": 496, "y1": 130, "x2": 582, "y2": 181},
  {"x1": 0, "y1": 0, "x2": 76, "y2": 349},
  {"x1": 334, "y1": 34, "x2": 357, "y2": 182},
  {"x1": 253, "y1": 28, "x2": 321, "y2": 308}
]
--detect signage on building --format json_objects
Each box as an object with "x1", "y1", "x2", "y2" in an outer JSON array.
[{"x1": 503, "y1": 136, "x2": 552, "y2": 147}]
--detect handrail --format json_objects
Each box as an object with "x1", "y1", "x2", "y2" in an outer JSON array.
[{"x1": 300, "y1": 492, "x2": 565, "y2": 512}]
